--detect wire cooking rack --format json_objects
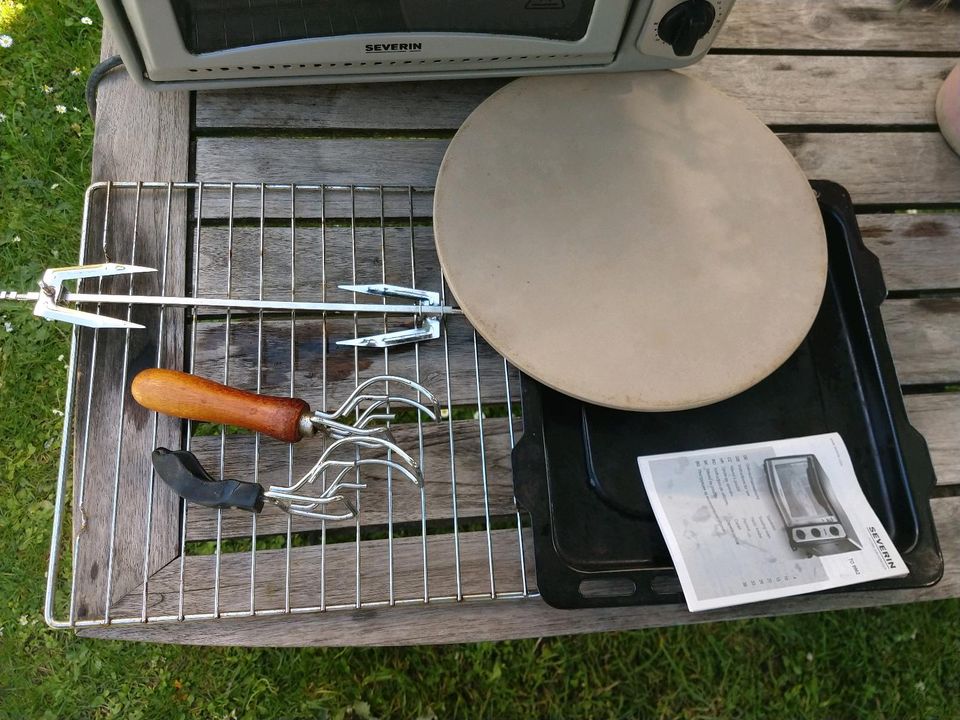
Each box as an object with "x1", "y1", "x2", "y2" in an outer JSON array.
[{"x1": 45, "y1": 181, "x2": 535, "y2": 629}]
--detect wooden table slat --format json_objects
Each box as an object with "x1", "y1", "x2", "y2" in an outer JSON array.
[
  {"x1": 196, "y1": 55, "x2": 956, "y2": 130},
  {"x1": 71, "y1": 32, "x2": 190, "y2": 621},
  {"x1": 905, "y1": 393, "x2": 960, "y2": 488},
  {"x1": 717, "y1": 0, "x2": 960, "y2": 52},
  {"x1": 882, "y1": 299, "x2": 960, "y2": 385},
  {"x1": 179, "y1": 297, "x2": 960, "y2": 409},
  {"x1": 860, "y1": 214, "x2": 960, "y2": 291},
  {"x1": 190, "y1": 315, "x2": 517, "y2": 409},
  {"x1": 190, "y1": 213, "x2": 960, "y2": 295},
  {"x1": 85, "y1": 496, "x2": 960, "y2": 646},
  {"x1": 178, "y1": 391, "x2": 959, "y2": 543},
  {"x1": 195, "y1": 132, "x2": 960, "y2": 206},
  {"x1": 114, "y1": 527, "x2": 536, "y2": 618},
  {"x1": 183, "y1": 417, "x2": 519, "y2": 541}
]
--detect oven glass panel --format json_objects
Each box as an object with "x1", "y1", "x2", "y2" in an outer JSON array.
[
  {"x1": 171, "y1": 0, "x2": 599, "y2": 54},
  {"x1": 777, "y1": 460, "x2": 832, "y2": 522}
]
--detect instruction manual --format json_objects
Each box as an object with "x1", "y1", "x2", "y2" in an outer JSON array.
[{"x1": 637, "y1": 433, "x2": 908, "y2": 612}]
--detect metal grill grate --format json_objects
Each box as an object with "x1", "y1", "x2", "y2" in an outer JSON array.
[{"x1": 45, "y1": 181, "x2": 535, "y2": 629}]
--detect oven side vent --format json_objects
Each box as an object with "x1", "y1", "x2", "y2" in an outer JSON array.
[{"x1": 184, "y1": 54, "x2": 592, "y2": 76}]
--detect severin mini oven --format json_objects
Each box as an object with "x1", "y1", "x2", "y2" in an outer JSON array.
[{"x1": 95, "y1": 0, "x2": 734, "y2": 89}]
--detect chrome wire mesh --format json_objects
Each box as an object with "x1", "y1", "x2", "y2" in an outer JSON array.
[{"x1": 45, "y1": 181, "x2": 534, "y2": 629}]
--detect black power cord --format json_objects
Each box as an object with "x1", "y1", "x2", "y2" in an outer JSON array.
[{"x1": 84, "y1": 54, "x2": 125, "y2": 121}]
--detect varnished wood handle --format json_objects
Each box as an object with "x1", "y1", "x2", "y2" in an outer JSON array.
[{"x1": 131, "y1": 369, "x2": 311, "y2": 443}]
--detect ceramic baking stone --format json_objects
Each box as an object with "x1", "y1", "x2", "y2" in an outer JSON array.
[{"x1": 433, "y1": 71, "x2": 827, "y2": 411}]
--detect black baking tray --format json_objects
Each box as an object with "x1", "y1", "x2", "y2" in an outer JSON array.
[{"x1": 511, "y1": 180, "x2": 943, "y2": 609}]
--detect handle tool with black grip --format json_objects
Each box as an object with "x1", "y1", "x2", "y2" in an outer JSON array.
[
  {"x1": 152, "y1": 447, "x2": 265, "y2": 512},
  {"x1": 151, "y1": 445, "x2": 373, "y2": 520}
]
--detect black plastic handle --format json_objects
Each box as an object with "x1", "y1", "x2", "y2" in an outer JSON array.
[{"x1": 151, "y1": 447, "x2": 265, "y2": 513}]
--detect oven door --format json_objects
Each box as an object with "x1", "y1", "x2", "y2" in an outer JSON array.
[{"x1": 112, "y1": 0, "x2": 640, "y2": 82}]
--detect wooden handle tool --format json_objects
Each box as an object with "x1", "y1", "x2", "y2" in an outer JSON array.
[{"x1": 131, "y1": 368, "x2": 311, "y2": 443}]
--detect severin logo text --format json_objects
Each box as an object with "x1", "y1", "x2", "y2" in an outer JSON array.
[{"x1": 364, "y1": 42, "x2": 424, "y2": 53}]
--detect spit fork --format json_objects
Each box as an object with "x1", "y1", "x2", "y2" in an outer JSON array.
[{"x1": 0, "y1": 263, "x2": 462, "y2": 347}]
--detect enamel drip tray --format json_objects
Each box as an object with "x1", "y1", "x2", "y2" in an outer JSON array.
[{"x1": 511, "y1": 181, "x2": 944, "y2": 609}]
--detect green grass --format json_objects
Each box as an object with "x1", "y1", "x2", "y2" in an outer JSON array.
[{"x1": 2, "y1": 2, "x2": 960, "y2": 718}]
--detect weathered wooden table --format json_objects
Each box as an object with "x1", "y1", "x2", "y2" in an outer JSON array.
[{"x1": 60, "y1": 0, "x2": 960, "y2": 645}]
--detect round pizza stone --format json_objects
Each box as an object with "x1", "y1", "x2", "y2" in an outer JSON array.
[{"x1": 434, "y1": 71, "x2": 827, "y2": 411}]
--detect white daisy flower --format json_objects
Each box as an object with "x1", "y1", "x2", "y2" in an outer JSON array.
[
  {"x1": 18, "y1": 615, "x2": 28, "y2": 625},
  {"x1": 80, "y1": 16, "x2": 93, "y2": 25},
  {"x1": 0, "y1": 112, "x2": 6, "y2": 123},
  {"x1": 70, "y1": 67, "x2": 82, "y2": 77},
  {"x1": 4, "y1": 321, "x2": 13, "y2": 333},
  {"x1": 0, "y1": 35, "x2": 12, "y2": 49},
  {"x1": 50, "y1": 183, "x2": 59, "y2": 190},
  {"x1": 42, "y1": 84, "x2": 54, "y2": 94},
  {"x1": 12, "y1": 235, "x2": 20, "y2": 243},
  {"x1": 55, "y1": 104, "x2": 67, "y2": 114}
]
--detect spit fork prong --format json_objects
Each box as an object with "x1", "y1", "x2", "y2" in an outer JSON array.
[
  {"x1": 0, "y1": 263, "x2": 157, "y2": 330},
  {"x1": 337, "y1": 283, "x2": 443, "y2": 347}
]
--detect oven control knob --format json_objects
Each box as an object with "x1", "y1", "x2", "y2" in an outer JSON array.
[{"x1": 657, "y1": 0, "x2": 717, "y2": 57}]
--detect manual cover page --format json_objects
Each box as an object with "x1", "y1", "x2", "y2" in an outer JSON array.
[{"x1": 637, "y1": 433, "x2": 908, "y2": 612}]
